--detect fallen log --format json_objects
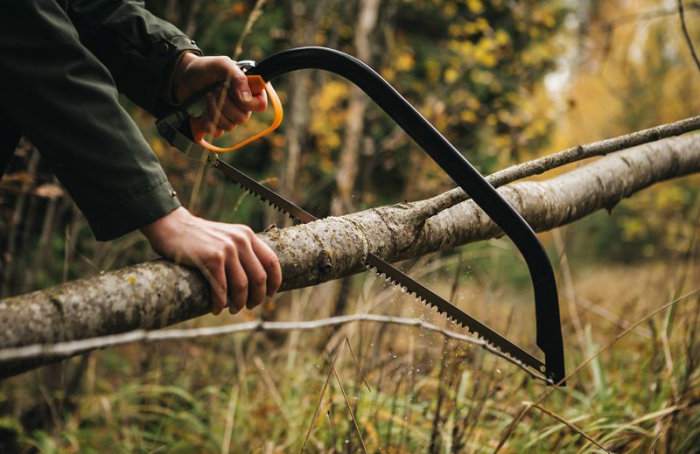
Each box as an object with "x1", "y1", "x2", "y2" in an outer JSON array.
[{"x1": 0, "y1": 133, "x2": 698, "y2": 378}]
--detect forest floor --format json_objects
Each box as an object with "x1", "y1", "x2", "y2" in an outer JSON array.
[{"x1": 0, "y1": 241, "x2": 698, "y2": 453}]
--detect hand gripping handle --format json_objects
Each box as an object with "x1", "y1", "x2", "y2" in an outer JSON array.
[{"x1": 195, "y1": 75, "x2": 284, "y2": 152}]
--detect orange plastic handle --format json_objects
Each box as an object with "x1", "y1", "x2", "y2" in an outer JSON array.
[{"x1": 198, "y1": 75, "x2": 283, "y2": 153}]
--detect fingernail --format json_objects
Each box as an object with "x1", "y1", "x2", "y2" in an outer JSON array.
[{"x1": 240, "y1": 90, "x2": 252, "y2": 102}]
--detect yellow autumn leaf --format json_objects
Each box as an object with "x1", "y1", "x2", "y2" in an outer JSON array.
[
  {"x1": 495, "y1": 29, "x2": 510, "y2": 46},
  {"x1": 460, "y1": 110, "x2": 478, "y2": 123},
  {"x1": 467, "y1": 0, "x2": 484, "y2": 15},
  {"x1": 395, "y1": 52, "x2": 415, "y2": 71},
  {"x1": 444, "y1": 67, "x2": 459, "y2": 83},
  {"x1": 443, "y1": 2, "x2": 458, "y2": 16}
]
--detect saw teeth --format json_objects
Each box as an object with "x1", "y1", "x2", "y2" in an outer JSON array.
[
  {"x1": 229, "y1": 174, "x2": 547, "y2": 378},
  {"x1": 235, "y1": 183, "x2": 296, "y2": 221}
]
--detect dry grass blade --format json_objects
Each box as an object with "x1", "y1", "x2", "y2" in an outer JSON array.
[
  {"x1": 345, "y1": 337, "x2": 371, "y2": 392},
  {"x1": 527, "y1": 402, "x2": 610, "y2": 453},
  {"x1": 220, "y1": 383, "x2": 239, "y2": 454},
  {"x1": 253, "y1": 355, "x2": 291, "y2": 423},
  {"x1": 332, "y1": 364, "x2": 369, "y2": 453},
  {"x1": 302, "y1": 342, "x2": 345, "y2": 452},
  {"x1": 493, "y1": 288, "x2": 700, "y2": 453}
]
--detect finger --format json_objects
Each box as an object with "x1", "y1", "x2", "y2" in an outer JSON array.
[
  {"x1": 224, "y1": 243, "x2": 248, "y2": 313},
  {"x1": 235, "y1": 238, "x2": 268, "y2": 309},
  {"x1": 216, "y1": 93, "x2": 252, "y2": 127},
  {"x1": 250, "y1": 236, "x2": 282, "y2": 296},
  {"x1": 247, "y1": 90, "x2": 268, "y2": 113},
  {"x1": 227, "y1": 65, "x2": 257, "y2": 110},
  {"x1": 244, "y1": 77, "x2": 268, "y2": 112},
  {"x1": 204, "y1": 250, "x2": 228, "y2": 315}
]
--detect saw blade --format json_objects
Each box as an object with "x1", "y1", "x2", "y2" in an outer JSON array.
[{"x1": 212, "y1": 156, "x2": 548, "y2": 378}]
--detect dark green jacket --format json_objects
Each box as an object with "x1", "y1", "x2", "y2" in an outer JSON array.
[{"x1": 0, "y1": 0, "x2": 201, "y2": 240}]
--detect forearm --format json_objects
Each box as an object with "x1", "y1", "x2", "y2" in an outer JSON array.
[{"x1": 0, "y1": 0, "x2": 180, "y2": 240}]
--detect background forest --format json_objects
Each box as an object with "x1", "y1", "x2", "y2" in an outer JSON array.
[{"x1": 0, "y1": 0, "x2": 698, "y2": 452}]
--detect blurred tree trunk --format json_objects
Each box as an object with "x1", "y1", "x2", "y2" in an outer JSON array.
[
  {"x1": 0, "y1": 134, "x2": 698, "y2": 377},
  {"x1": 330, "y1": 0, "x2": 381, "y2": 318},
  {"x1": 265, "y1": 1, "x2": 323, "y2": 228},
  {"x1": 330, "y1": 0, "x2": 380, "y2": 216}
]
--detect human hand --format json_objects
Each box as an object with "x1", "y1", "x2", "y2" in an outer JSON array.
[
  {"x1": 140, "y1": 207, "x2": 282, "y2": 314},
  {"x1": 172, "y1": 52, "x2": 268, "y2": 142}
]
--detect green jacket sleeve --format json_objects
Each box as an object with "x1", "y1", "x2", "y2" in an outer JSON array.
[
  {"x1": 0, "y1": 0, "x2": 181, "y2": 240},
  {"x1": 65, "y1": 0, "x2": 202, "y2": 117}
]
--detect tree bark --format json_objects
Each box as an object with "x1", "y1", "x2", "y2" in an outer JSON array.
[{"x1": 0, "y1": 134, "x2": 698, "y2": 377}]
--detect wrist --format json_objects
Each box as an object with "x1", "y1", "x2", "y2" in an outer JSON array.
[
  {"x1": 171, "y1": 50, "x2": 200, "y2": 103},
  {"x1": 166, "y1": 51, "x2": 200, "y2": 104},
  {"x1": 140, "y1": 206, "x2": 189, "y2": 244}
]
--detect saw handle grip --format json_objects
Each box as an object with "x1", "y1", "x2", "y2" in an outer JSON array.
[{"x1": 188, "y1": 75, "x2": 284, "y2": 153}]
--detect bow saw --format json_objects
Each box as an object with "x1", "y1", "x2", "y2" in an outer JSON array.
[{"x1": 157, "y1": 46, "x2": 566, "y2": 385}]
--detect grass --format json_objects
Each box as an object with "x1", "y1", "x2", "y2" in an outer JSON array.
[{"x1": 0, "y1": 233, "x2": 698, "y2": 453}]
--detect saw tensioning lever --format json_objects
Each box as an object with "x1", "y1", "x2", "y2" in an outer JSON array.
[{"x1": 157, "y1": 47, "x2": 566, "y2": 384}]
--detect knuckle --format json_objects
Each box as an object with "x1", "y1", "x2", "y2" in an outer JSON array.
[
  {"x1": 207, "y1": 249, "x2": 225, "y2": 266},
  {"x1": 222, "y1": 240, "x2": 237, "y2": 256},
  {"x1": 232, "y1": 69, "x2": 248, "y2": 83},
  {"x1": 252, "y1": 272, "x2": 267, "y2": 288},
  {"x1": 232, "y1": 276, "x2": 248, "y2": 293},
  {"x1": 231, "y1": 232, "x2": 250, "y2": 247}
]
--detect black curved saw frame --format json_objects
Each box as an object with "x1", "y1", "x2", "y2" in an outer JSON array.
[{"x1": 157, "y1": 46, "x2": 566, "y2": 384}]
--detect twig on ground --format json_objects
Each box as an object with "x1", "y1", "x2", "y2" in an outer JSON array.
[{"x1": 0, "y1": 314, "x2": 550, "y2": 383}]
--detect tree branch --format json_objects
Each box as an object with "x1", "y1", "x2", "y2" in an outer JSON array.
[
  {"x1": 0, "y1": 133, "x2": 698, "y2": 377},
  {"x1": 423, "y1": 115, "x2": 700, "y2": 216},
  {"x1": 678, "y1": 0, "x2": 700, "y2": 73}
]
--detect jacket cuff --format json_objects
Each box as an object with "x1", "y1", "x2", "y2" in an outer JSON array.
[
  {"x1": 88, "y1": 178, "x2": 181, "y2": 241},
  {"x1": 152, "y1": 35, "x2": 202, "y2": 116}
]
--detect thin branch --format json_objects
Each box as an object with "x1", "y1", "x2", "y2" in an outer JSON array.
[
  {"x1": 421, "y1": 115, "x2": 700, "y2": 217},
  {"x1": 232, "y1": 0, "x2": 267, "y2": 60},
  {"x1": 677, "y1": 0, "x2": 700, "y2": 73},
  {"x1": 0, "y1": 314, "x2": 550, "y2": 383},
  {"x1": 596, "y1": 2, "x2": 700, "y2": 29}
]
